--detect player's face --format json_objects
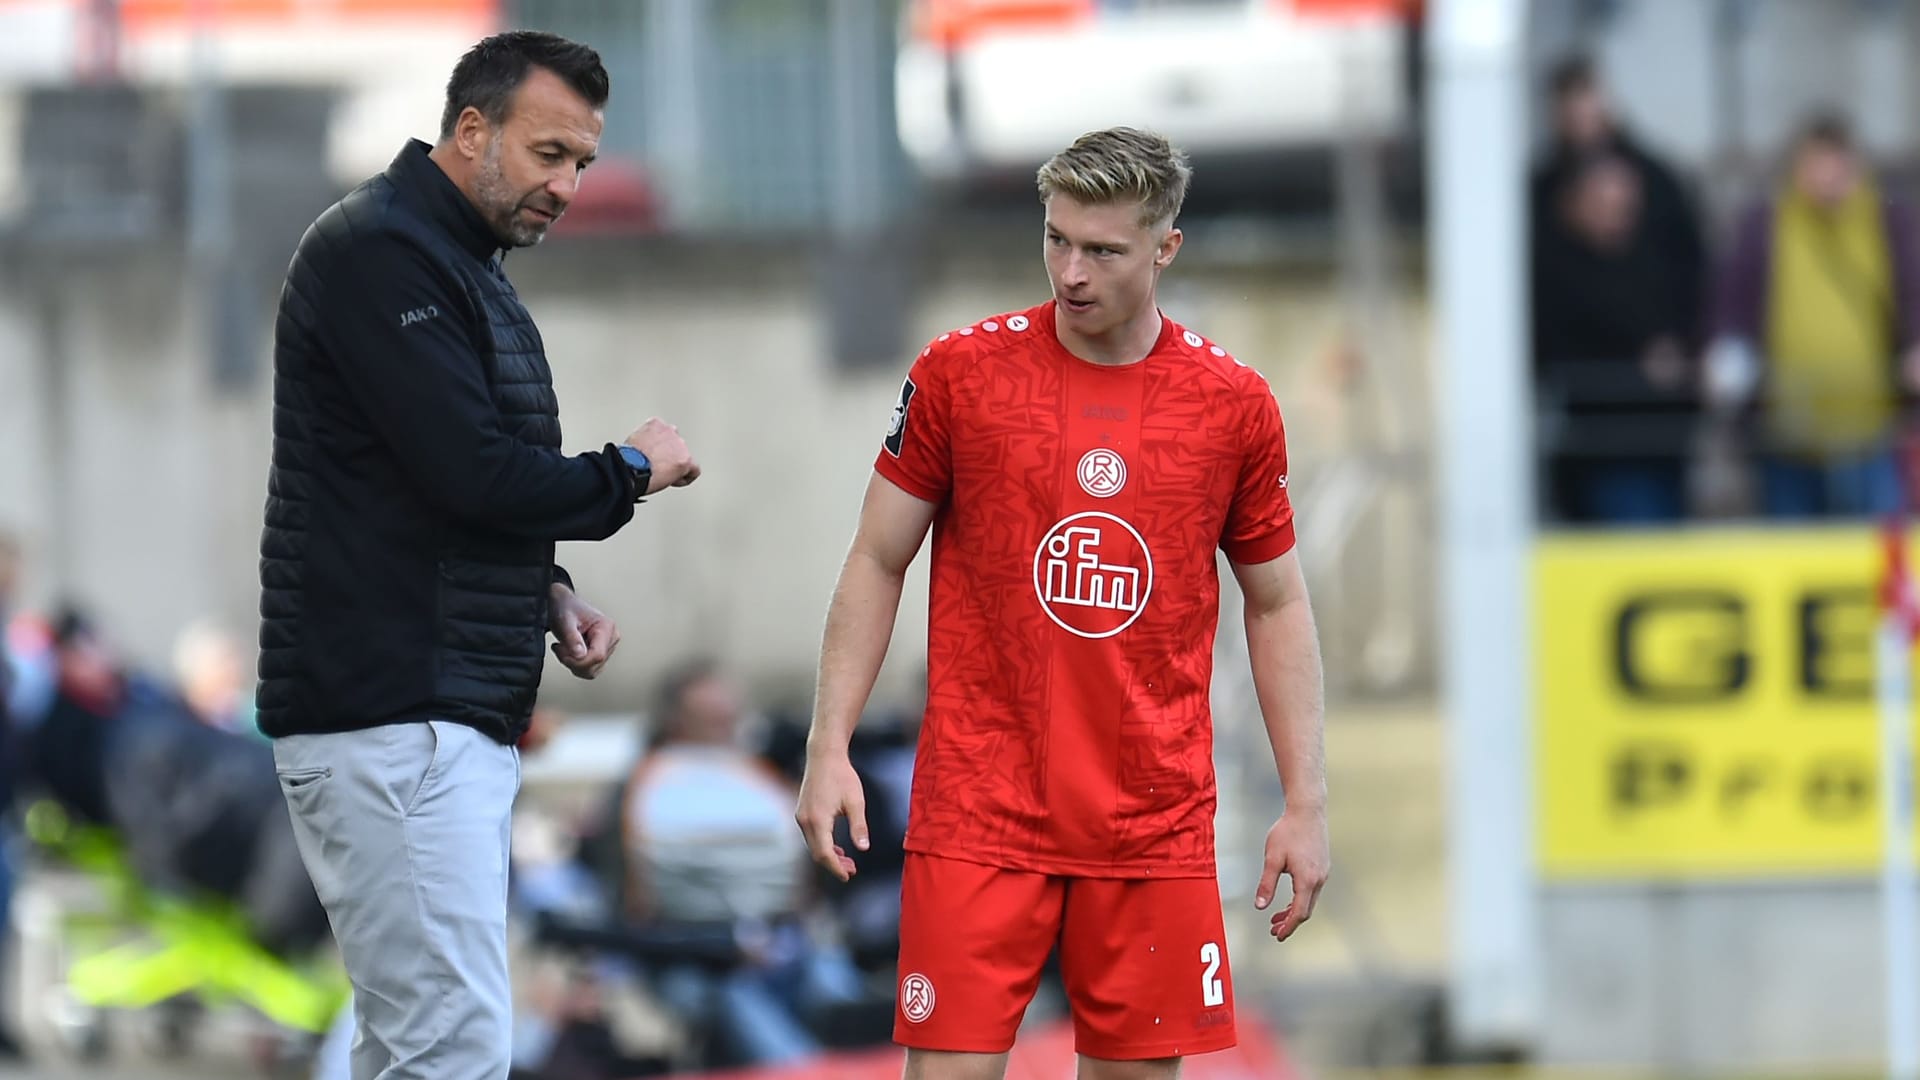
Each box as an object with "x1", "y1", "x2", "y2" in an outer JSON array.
[
  {"x1": 470, "y1": 67, "x2": 602, "y2": 248},
  {"x1": 1043, "y1": 195, "x2": 1180, "y2": 337}
]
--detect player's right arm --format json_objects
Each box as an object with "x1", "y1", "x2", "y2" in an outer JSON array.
[
  {"x1": 797, "y1": 342, "x2": 956, "y2": 882},
  {"x1": 796, "y1": 476, "x2": 938, "y2": 880}
]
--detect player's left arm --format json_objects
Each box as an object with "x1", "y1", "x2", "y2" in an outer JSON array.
[
  {"x1": 1232, "y1": 536, "x2": 1329, "y2": 943},
  {"x1": 1219, "y1": 367, "x2": 1327, "y2": 940}
]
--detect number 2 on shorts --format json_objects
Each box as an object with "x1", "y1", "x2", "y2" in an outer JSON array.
[{"x1": 1200, "y1": 941, "x2": 1225, "y2": 1007}]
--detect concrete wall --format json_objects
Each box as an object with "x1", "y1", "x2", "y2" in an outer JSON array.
[{"x1": 1540, "y1": 881, "x2": 1902, "y2": 1071}]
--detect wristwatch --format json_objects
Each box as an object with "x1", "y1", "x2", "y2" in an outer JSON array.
[{"x1": 617, "y1": 445, "x2": 652, "y2": 503}]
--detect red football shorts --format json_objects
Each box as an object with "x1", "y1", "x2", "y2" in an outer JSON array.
[{"x1": 893, "y1": 852, "x2": 1237, "y2": 1060}]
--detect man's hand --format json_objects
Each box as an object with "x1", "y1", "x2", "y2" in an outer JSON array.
[
  {"x1": 624, "y1": 419, "x2": 701, "y2": 494},
  {"x1": 1255, "y1": 805, "x2": 1330, "y2": 942},
  {"x1": 548, "y1": 584, "x2": 619, "y2": 679},
  {"x1": 795, "y1": 749, "x2": 869, "y2": 882}
]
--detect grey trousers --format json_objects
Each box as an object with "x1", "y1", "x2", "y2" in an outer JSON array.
[{"x1": 274, "y1": 719, "x2": 520, "y2": 1080}]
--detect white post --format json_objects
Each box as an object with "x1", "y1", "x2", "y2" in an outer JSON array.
[
  {"x1": 1429, "y1": 0, "x2": 1538, "y2": 1052},
  {"x1": 1880, "y1": 596, "x2": 1918, "y2": 1080}
]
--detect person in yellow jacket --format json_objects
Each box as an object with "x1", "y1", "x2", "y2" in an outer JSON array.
[{"x1": 1706, "y1": 113, "x2": 1920, "y2": 517}]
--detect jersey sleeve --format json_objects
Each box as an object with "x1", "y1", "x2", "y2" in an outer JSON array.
[
  {"x1": 871, "y1": 341, "x2": 954, "y2": 503},
  {"x1": 1220, "y1": 379, "x2": 1296, "y2": 564}
]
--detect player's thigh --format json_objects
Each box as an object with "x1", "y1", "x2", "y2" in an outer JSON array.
[
  {"x1": 903, "y1": 1048, "x2": 1012, "y2": 1080},
  {"x1": 1077, "y1": 1056, "x2": 1182, "y2": 1080},
  {"x1": 896, "y1": 852, "x2": 1064, "y2": 1054},
  {"x1": 1059, "y1": 875, "x2": 1237, "y2": 1061}
]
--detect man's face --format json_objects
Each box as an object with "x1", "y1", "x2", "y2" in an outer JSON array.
[
  {"x1": 1794, "y1": 141, "x2": 1859, "y2": 209},
  {"x1": 57, "y1": 633, "x2": 117, "y2": 701},
  {"x1": 1042, "y1": 195, "x2": 1179, "y2": 338},
  {"x1": 1555, "y1": 83, "x2": 1611, "y2": 149},
  {"x1": 1565, "y1": 158, "x2": 1641, "y2": 250},
  {"x1": 469, "y1": 66, "x2": 603, "y2": 247},
  {"x1": 679, "y1": 675, "x2": 744, "y2": 745}
]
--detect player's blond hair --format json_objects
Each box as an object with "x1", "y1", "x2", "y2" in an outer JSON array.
[{"x1": 1036, "y1": 127, "x2": 1192, "y2": 230}]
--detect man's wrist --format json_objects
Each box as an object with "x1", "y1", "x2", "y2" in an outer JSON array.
[
  {"x1": 805, "y1": 730, "x2": 853, "y2": 760},
  {"x1": 1283, "y1": 795, "x2": 1327, "y2": 815},
  {"x1": 617, "y1": 445, "x2": 652, "y2": 502}
]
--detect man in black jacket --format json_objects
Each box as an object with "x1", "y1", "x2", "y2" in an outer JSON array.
[
  {"x1": 1529, "y1": 52, "x2": 1707, "y2": 323},
  {"x1": 1529, "y1": 53, "x2": 1707, "y2": 524},
  {"x1": 258, "y1": 31, "x2": 698, "y2": 1079}
]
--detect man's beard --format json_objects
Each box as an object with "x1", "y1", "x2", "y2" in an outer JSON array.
[{"x1": 475, "y1": 140, "x2": 555, "y2": 248}]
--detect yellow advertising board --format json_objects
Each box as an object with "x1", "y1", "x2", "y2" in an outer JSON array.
[{"x1": 1536, "y1": 526, "x2": 1919, "y2": 879}]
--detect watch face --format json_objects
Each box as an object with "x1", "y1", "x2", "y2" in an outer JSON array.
[{"x1": 619, "y1": 446, "x2": 650, "y2": 499}]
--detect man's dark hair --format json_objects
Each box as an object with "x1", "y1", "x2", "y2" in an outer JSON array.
[
  {"x1": 51, "y1": 604, "x2": 96, "y2": 650},
  {"x1": 438, "y1": 31, "x2": 609, "y2": 141},
  {"x1": 1797, "y1": 110, "x2": 1855, "y2": 154}
]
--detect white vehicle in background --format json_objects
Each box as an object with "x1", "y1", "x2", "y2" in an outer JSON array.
[{"x1": 895, "y1": 0, "x2": 1416, "y2": 185}]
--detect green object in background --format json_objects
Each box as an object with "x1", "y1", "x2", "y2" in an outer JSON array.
[{"x1": 23, "y1": 801, "x2": 349, "y2": 1035}]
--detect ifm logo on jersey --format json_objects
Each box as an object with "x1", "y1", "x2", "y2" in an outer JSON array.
[{"x1": 1034, "y1": 509, "x2": 1153, "y2": 639}]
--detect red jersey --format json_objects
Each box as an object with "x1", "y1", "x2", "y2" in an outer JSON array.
[{"x1": 872, "y1": 301, "x2": 1296, "y2": 878}]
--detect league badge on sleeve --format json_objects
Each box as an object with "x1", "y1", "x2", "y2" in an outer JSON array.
[{"x1": 884, "y1": 376, "x2": 918, "y2": 458}]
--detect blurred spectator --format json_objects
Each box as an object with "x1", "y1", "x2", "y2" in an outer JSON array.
[
  {"x1": 2, "y1": 618, "x2": 56, "y2": 736},
  {"x1": 1531, "y1": 54, "x2": 1708, "y2": 525},
  {"x1": 622, "y1": 660, "x2": 805, "y2": 923},
  {"x1": 19, "y1": 608, "x2": 330, "y2": 960},
  {"x1": 1534, "y1": 150, "x2": 1701, "y2": 523},
  {"x1": 1532, "y1": 53, "x2": 1707, "y2": 344},
  {"x1": 26, "y1": 609, "x2": 126, "y2": 825},
  {"x1": 619, "y1": 658, "x2": 864, "y2": 1066},
  {"x1": 0, "y1": 531, "x2": 22, "y2": 809},
  {"x1": 0, "y1": 531, "x2": 17, "y2": 718},
  {"x1": 0, "y1": 535, "x2": 19, "y2": 1058},
  {"x1": 1706, "y1": 113, "x2": 1920, "y2": 518},
  {"x1": 172, "y1": 617, "x2": 259, "y2": 737}
]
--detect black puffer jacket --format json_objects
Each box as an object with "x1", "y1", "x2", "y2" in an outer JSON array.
[{"x1": 258, "y1": 140, "x2": 635, "y2": 745}]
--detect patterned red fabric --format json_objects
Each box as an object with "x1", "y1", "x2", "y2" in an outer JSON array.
[{"x1": 874, "y1": 300, "x2": 1294, "y2": 877}]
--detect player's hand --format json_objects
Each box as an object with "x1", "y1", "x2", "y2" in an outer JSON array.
[
  {"x1": 1255, "y1": 804, "x2": 1329, "y2": 942},
  {"x1": 548, "y1": 585, "x2": 619, "y2": 679},
  {"x1": 795, "y1": 749, "x2": 869, "y2": 883},
  {"x1": 624, "y1": 419, "x2": 701, "y2": 493}
]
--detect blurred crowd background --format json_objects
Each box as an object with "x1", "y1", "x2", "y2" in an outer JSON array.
[{"x1": 2, "y1": 0, "x2": 1920, "y2": 1077}]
